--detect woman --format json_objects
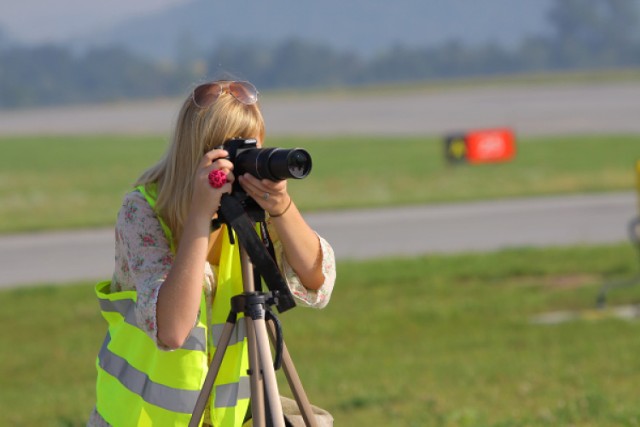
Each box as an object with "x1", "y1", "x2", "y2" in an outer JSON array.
[{"x1": 89, "y1": 80, "x2": 336, "y2": 426}]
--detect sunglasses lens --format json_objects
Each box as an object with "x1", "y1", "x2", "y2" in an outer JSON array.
[
  {"x1": 193, "y1": 81, "x2": 258, "y2": 108},
  {"x1": 229, "y1": 81, "x2": 258, "y2": 105},
  {"x1": 193, "y1": 83, "x2": 221, "y2": 108}
]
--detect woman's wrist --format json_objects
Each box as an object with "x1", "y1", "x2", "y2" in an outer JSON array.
[
  {"x1": 269, "y1": 196, "x2": 293, "y2": 218},
  {"x1": 185, "y1": 208, "x2": 215, "y2": 234}
]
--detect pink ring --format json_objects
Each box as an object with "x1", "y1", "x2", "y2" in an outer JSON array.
[{"x1": 208, "y1": 169, "x2": 228, "y2": 189}]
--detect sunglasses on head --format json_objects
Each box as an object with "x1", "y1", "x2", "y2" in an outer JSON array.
[{"x1": 192, "y1": 80, "x2": 259, "y2": 108}]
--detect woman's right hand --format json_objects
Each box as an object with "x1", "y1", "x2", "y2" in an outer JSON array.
[{"x1": 190, "y1": 148, "x2": 235, "y2": 219}]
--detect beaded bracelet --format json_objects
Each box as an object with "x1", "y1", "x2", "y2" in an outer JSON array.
[{"x1": 270, "y1": 197, "x2": 293, "y2": 218}]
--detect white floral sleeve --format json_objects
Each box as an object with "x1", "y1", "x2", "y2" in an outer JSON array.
[{"x1": 112, "y1": 191, "x2": 175, "y2": 347}]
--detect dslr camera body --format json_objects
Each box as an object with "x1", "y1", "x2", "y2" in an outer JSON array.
[{"x1": 219, "y1": 138, "x2": 312, "y2": 218}]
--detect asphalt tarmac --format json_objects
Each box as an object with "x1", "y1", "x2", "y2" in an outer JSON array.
[
  {"x1": 1, "y1": 81, "x2": 639, "y2": 288},
  {"x1": 0, "y1": 191, "x2": 635, "y2": 289},
  {"x1": 2, "y1": 81, "x2": 640, "y2": 137}
]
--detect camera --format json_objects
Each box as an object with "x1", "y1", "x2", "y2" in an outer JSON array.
[
  {"x1": 216, "y1": 138, "x2": 312, "y2": 221},
  {"x1": 222, "y1": 138, "x2": 312, "y2": 181}
]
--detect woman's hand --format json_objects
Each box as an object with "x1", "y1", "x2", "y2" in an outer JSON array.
[
  {"x1": 239, "y1": 172, "x2": 324, "y2": 290},
  {"x1": 191, "y1": 149, "x2": 235, "y2": 219},
  {"x1": 238, "y1": 173, "x2": 291, "y2": 217}
]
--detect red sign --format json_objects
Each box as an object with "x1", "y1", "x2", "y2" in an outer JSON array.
[{"x1": 465, "y1": 128, "x2": 516, "y2": 164}]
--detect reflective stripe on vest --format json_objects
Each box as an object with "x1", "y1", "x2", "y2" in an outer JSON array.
[
  {"x1": 94, "y1": 184, "x2": 250, "y2": 427},
  {"x1": 98, "y1": 295, "x2": 206, "y2": 352},
  {"x1": 98, "y1": 331, "x2": 202, "y2": 414},
  {"x1": 95, "y1": 280, "x2": 209, "y2": 426}
]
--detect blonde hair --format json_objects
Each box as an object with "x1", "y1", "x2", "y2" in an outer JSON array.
[{"x1": 135, "y1": 91, "x2": 265, "y2": 243}]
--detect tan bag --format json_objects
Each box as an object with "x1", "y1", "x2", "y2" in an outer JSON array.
[{"x1": 281, "y1": 396, "x2": 333, "y2": 427}]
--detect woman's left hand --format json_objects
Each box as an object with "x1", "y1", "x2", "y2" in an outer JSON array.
[
  {"x1": 238, "y1": 173, "x2": 290, "y2": 216},
  {"x1": 240, "y1": 172, "x2": 325, "y2": 290}
]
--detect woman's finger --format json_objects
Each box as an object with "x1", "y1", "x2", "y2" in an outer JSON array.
[{"x1": 200, "y1": 149, "x2": 229, "y2": 167}]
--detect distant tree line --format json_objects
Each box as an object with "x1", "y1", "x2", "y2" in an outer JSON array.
[{"x1": 1, "y1": 0, "x2": 639, "y2": 109}]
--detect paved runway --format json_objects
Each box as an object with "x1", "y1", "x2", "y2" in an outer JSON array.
[
  {"x1": 0, "y1": 191, "x2": 635, "y2": 288},
  {"x1": 2, "y1": 81, "x2": 640, "y2": 137},
  {"x1": 1, "y1": 81, "x2": 639, "y2": 288}
]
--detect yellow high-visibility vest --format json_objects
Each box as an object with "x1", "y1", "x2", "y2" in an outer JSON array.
[{"x1": 94, "y1": 184, "x2": 250, "y2": 426}]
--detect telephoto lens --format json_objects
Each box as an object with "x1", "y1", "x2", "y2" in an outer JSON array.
[
  {"x1": 237, "y1": 147, "x2": 312, "y2": 181},
  {"x1": 224, "y1": 138, "x2": 312, "y2": 181}
]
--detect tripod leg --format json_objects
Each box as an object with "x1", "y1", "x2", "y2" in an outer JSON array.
[
  {"x1": 246, "y1": 317, "x2": 265, "y2": 427},
  {"x1": 268, "y1": 322, "x2": 319, "y2": 427},
  {"x1": 189, "y1": 317, "x2": 237, "y2": 427},
  {"x1": 239, "y1": 247, "x2": 285, "y2": 427},
  {"x1": 254, "y1": 317, "x2": 286, "y2": 427}
]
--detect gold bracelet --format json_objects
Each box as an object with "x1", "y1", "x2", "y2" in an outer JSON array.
[{"x1": 270, "y1": 197, "x2": 293, "y2": 218}]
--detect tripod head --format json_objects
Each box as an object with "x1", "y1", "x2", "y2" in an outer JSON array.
[{"x1": 214, "y1": 192, "x2": 296, "y2": 313}]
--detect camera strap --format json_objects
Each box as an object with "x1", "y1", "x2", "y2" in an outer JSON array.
[
  {"x1": 218, "y1": 194, "x2": 296, "y2": 313},
  {"x1": 259, "y1": 220, "x2": 278, "y2": 267}
]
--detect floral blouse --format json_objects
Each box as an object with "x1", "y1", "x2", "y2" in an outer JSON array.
[{"x1": 88, "y1": 190, "x2": 336, "y2": 426}]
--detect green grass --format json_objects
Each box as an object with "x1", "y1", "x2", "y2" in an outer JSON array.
[
  {"x1": 2, "y1": 243, "x2": 640, "y2": 426},
  {"x1": 0, "y1": 134, "x2": 167, "y2": 232},
  {"x1": 0, "y1": 134, "x2": 639, "y2": 233}
]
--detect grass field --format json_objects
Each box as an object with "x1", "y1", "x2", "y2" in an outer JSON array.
[
  {"x1": 1, "y1": 243, "x2": 640, "y2": 426},
  {"x1": 0, "y1": 133, "x2": 638, "y2": 233},
  {"x1": 1, "y1": 129, "x2": 639, "y2": 425}
]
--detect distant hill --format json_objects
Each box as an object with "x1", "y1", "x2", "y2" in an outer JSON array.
[{"x1": 73, "y1": 0, "x2": 554, "y2": 60}]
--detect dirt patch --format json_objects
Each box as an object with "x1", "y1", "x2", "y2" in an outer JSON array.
[{"x1": 542, "y1": 273, "x2": 601, "y2": 290}]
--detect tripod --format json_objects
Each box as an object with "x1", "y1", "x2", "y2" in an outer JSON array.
[{"x1": 189, "y1": 195, "x2": 320, "y2": 427}]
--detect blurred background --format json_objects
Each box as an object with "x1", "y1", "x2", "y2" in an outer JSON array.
[
  {"x1": 2, "y1": 1, "x2": 640, "y2": 426},
  {"x1": 0, "y1": 0, "x2": 638, "y2": 109}
]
